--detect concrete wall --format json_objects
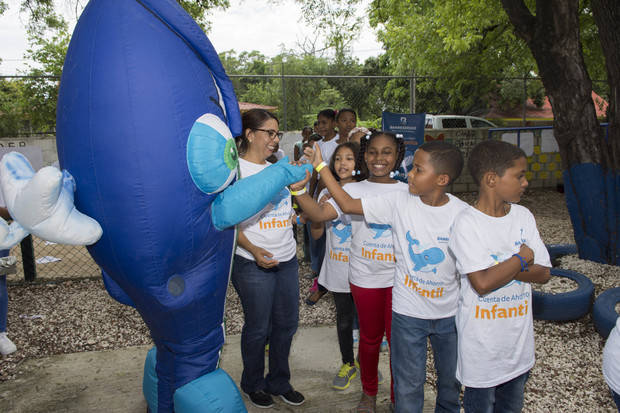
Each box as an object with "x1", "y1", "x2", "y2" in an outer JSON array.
[{"x1": 2, "y1": 128, "x2": 561, "y2": 193}]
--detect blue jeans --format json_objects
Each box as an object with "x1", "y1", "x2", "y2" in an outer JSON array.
[
  {"x1": 231, "y1": 255, "x2": 299, "y2": 395},
  {"x1": 306, "y1": 224, "x2": 325, "y2": 274},
  {"x1": 611, "y1": 387, "x2": 620, "y2": 412},
  {"x1": 391, "y1": 312, "x2": 460, "y2": 413},
  {"x1": 463, "y1": 371, "x2": 530, "y2": 413}
]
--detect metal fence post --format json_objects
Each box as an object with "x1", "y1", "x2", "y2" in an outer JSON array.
[
  {"x1": 522, "y1": 75, "x2": 528, "y2": 126},
  {"x1": 20, "y1": 235, "x2": 37, "y2": 282},
  {"x1": 281, "y1": 61, "x2": 287, "y2": 130},
  {"x1": 409, "y1": 70, "x2": 416, "y2": 113}
]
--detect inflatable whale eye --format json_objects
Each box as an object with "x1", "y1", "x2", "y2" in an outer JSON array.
[{"x1": 187, "y1": 113, "x2": 238, "y2": 194}]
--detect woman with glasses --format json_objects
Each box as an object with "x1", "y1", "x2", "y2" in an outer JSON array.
[{"x1": 232, "y1": 108, "x2": 305, "y2": 409}]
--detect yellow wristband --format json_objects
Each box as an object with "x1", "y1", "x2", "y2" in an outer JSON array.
[
  {"x1": 290, "y1": 187, "x2": 307, "y2": 196},
  {"x1": 315, "y1": 161, "x2": 327, "y2": 173}
]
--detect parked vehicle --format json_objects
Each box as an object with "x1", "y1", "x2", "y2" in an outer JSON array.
[{"x1": 425, "y1": 115, "x2": 497, "y2": 129}]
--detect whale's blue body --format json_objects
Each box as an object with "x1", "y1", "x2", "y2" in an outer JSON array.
[{"x1": 56, "y1": 1, "x2": 311, "y2": 411}]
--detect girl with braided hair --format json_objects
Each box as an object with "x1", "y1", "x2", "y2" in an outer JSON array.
[{"x1": 301, "y1": 131, "x2": 407, "y2": 412}]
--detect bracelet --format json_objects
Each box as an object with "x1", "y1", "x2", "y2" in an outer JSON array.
[
  {"x1": 315, "y1": 161, "x2": 327, "y2": 173},
  {"x1": 290, "y1": 187, "x2": 307, "y2": 196},
  {"x1": 513, "y1": 253, "x2": 529, "y2": 272}
]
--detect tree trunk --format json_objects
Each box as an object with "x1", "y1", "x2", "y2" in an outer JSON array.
[{"x1": 502, "y1": 0, "x2": 620, "y2": 264}]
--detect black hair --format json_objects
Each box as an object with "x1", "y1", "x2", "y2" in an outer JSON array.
[
  {"x1": 329, "y1": 142, "x2": 364, "y2": 182},
  {"x1": 302, "y1": 126, "x2": 313, "y2": 134},
  {"x1": 356, "y1": 131, "x2": 405, "y2": 178},
  {"x1": 336, "y1": 108, "x2": 357, "y2": 121},
  {"x1": 308, "y1": 133, "x2": 323, "y2": 142},
  {"x1": 468, "y1": 140, "x2": 527, "y2": 186},
  {"x1": 317, "y1": 109, "x2": 336, "y2": 121},
  {"x1": 418, "y1": 141, "x2": 464, "y2": 184},
  {"x1": 236, "y1": 109, "x2": 278, "y2": 157}
]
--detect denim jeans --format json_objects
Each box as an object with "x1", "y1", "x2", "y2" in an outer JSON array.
[
  {"x1": 231, "y1": 255, "x2": 299, "y2": 395},
  {"x1": 611, "y1": 387, "x2": 620, "y2": 412},
  {"x1": 391, "y1": 312, "x2": 460, "y2": 413},
  {"x1": 306, "y1": 223, "x2": 325, "y2": 274},
  {"x1": 463, "y1": 371, "x2": 530, "y2": 413}
]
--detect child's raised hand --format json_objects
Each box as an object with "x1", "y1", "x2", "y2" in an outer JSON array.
[
  {"x1": 290, "y1": 169, "x2": 311, "y2": 191},
  {"x1": 303, "y1": 143, "x2": 324, "y2": 168},
  {"x1": 519, "y1": 243, "x2": 534, "y2": 265}
]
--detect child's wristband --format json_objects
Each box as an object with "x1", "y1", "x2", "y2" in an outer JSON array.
[
  {"x1": 315, "y1": 161, "x2": 327, "y2": 173},
  {"x1": 290, "y1": 187, "x2": 307, "y2": 196},
  {"x1": 513, "y1": 253, "x2": 529, "y2": 272}
]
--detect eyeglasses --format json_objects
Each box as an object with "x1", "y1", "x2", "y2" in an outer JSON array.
[{"x1": 253, "y1": 128, "x2": 283, "y2": 140}]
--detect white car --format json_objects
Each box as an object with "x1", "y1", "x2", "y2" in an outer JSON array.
[{"x1": 425, "y1": 115, "x2": 497, "y2": 129}]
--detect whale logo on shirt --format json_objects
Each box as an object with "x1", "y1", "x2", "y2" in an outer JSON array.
[
  {"x1": 332, "y1": 220, "x2": 351, "y2": 244},
  {"x1": 406, "y1": 231, "x2": 445, "y2": 274},
  {"x1": 270, "y1": 188, "x2": 289, "y2": 209},
  {"x1": 369, "y1": 223, "x2": 391, "y2": 239}
]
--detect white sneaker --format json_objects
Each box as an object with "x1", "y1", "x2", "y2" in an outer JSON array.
[{"x1": 0, "y1": 332, "x2": 17, "y2": 355}]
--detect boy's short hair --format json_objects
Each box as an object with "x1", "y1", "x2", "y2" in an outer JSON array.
[
  {"x1": 468, "y1": 140, "x2": 527, "y2": 186},
  {"x1": 317, "y1": 109, "x2": 336, "y2": 121},
  {"x1": 418, "y1": 141, "x2": 464, "y2": 184}
]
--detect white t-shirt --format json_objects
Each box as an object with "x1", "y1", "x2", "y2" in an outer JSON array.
[
  {"x1": 448, "y1": 204, "x2": 551, "y2": 388},
  {"x1": 363, "y1": 192, "x2": 468, "y2": 319},
  {"x1": 235, "y1": 158, "x2": 296, "y2": 262},
  {"x1": 317, "y1": 135, "x2": 340, "y2": 165},
  {"x1": 604, "y1": 317, "x2": 620, "y2": 395},
  {"x1": 317, "y1": 188, "x2": 352, "y2": 293},
  {"x1": 335, "y1": 180, "x2": 408, "y2": 288}
]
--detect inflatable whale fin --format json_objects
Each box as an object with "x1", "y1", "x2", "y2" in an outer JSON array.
[
  {"x1": 0, "y1": 218, "x2": 29, "y2": 250},
  {"x1": 211, "y1": 157, "x2": 313, "y2": 230},
  {"x1": 0, "y1": 152, "x2": 102, "y2": 245}
]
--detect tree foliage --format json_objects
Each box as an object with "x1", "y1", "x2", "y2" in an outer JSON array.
[{"x1": 367, "y1": 0, "x2": 607, "y2": 115}]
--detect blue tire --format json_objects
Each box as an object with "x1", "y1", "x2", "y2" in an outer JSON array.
[
  {"x1": 532, "y1": 268, "x2": 594, "y2": 321},
  {"x1": 546, "y1": 244, "x2": 578, "y2": 260},
  {"x1": 593, "y1": 287, "x2": 620, "y2": 339}
]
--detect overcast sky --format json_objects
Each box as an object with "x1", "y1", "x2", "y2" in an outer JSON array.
[{"x1": 0, "y1": 0, "x2": 383, "y2": 75}]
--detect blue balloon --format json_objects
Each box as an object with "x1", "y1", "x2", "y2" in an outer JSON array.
[{"x1": 56, "y1": 0, "x2": 311, "y2": 411}]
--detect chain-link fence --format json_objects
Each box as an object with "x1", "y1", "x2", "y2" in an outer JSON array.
[
  {"x1": 8, "y1": 236, "x2": 100, "y2": 282},
  {"x1": 0, "y1": 73, "x2": 611, "y2": 281},
  {"x1": 2, "y1": 74, "x2": 611, "y2": 137}
]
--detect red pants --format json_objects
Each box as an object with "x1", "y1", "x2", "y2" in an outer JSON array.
[{"x1": 350, "y1": 283, "x2": 394, "y2": 402}]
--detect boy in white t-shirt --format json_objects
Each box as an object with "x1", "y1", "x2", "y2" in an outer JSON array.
[
  {"x1": 449, "y1": 140, "x2": 551, "y2": 412},
  {"x1": 312, "y1": 140, "x2": 468, "y2": 412},
  {"x1": 603, "y1": 317, "x2": 620, "y2": 412}
]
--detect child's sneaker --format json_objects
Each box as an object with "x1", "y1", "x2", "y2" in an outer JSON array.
[
  {"x1": 332, "y1": 362, "x2": 358, "y2": 390},
  {"x1": 352, "y1": 329, "x2": 360, "y2": 348},
  {"x1": 380, "y1": 337, "x2": 388, "y2": 352},
  {"x1": 0, "y1": 332, "x2": 17, "y2": 356}
]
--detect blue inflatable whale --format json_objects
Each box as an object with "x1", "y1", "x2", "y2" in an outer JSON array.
[{"x1": 56, "y1": 0, "x2": 311, "y2": 411}]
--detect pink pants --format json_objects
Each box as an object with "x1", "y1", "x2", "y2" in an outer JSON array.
[{"x1": 350, "y1": 283, "x2": 394, "y2": 402}]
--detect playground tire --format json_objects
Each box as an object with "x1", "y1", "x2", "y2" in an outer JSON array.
[
  {"x1": 592, "y1": 287, "x2": 620, "y2": 339},
  {"x1": 532, "y1": 268, "x2": 594, "y2": 321},
  {"x1": 545, "y1": 244, "x2": 578, "y2": 260}
]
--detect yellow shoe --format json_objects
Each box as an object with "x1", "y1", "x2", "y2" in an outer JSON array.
[{"x1": 332, "y1": 363, "x2": 358, "y2": 390}]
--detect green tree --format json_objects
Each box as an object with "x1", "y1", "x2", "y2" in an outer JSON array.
[
  {"x1": 0, "y1": 79, "x2": 26, "y2": 136},
  {"x1": 368, "y1": 0, "x2": 606, "y2": 115},
  {"x1": 500, "y1": 0, "x2": 619, "y2": 264}
]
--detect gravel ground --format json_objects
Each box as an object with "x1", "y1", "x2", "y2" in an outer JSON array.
[{"x1": 1, "y1": 188, "x2": 618, "y2": 412}]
